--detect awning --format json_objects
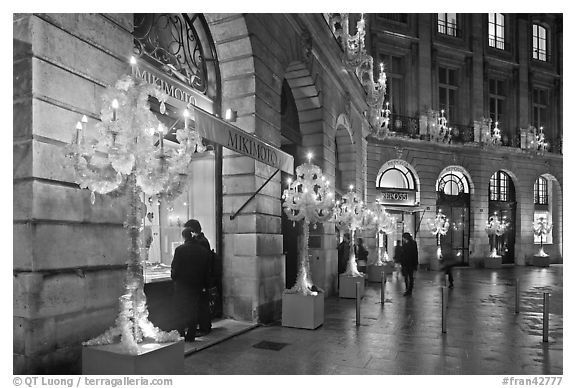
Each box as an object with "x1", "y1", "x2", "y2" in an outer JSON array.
[
  {"x1": 133, "y1": 61, "x2": 294, "y2": 174},
  {"x1": 383, "y1": 206, "x2": 426, "y2": 213},
  {"x1": 194, "y1": 107, "x2": 294, "y2": 174}
]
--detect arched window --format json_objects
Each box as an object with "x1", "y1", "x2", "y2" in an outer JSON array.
[
  {"x1": 489, "y1": 171, "x2": 514, "y2": 202},
  {"x1": 377, "y1": 164, "x2": 416, "y2": 190},
  {"x1": 437, "y1": 171, "x2": 469, "y2": 196},
  {"x1": 133, "y1": 13, "x2": 220, "y2": 101}
]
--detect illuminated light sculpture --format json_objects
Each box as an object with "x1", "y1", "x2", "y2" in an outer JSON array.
[
  {"x1": 333, "y1": 185, "x2": 366, "y2": 277},
  {"x1": 66, "y1": 66, "x2": 205, "y2": 353},
  {"x1": 328, "y1": 13, "x2": 387, "y2": 138},
  {"x1": 533, "y1": 216, "x2": 553, "y2": 257},
  {"x1": 485, "y1": 214, "x2": 509, "y2": 258},
  {"x1": 491, "y1": 120, "x2": 502, "y2": 146},
  {"x1": 428, "y1": 210, "x2": 450, "y2": 260},
  {"x1": 282, "y1": 153, "x2": 335, "y2": 295},
  {"x1": 369, "y1": 197, "x2": 396, "y2": 266},
  {"x1": 536, "y1": 126, "x2": 549, "y2": 151}
]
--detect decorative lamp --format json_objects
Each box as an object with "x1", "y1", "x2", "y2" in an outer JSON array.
[
  {"x1": 65, "y1": 62, "x2": 206, "y2": 353},
  {"x1": 370, "y1": 196, "x2": 396, "y2": 265},
  {"x1": 333, "y1": 186, "x2": 367, "y2": 277},
  {"x1": 282, "y1": 153, "x2": 334, "y2": 295},
  {"x1": 428, "y1": 210, "x2": 450, "y2": 260},
  {"x1": 533, "y1": 216, "x2": 553, "y2": 257},
  {"x1": 485, "y1": 213, "x2": 509, "y2": 257}
]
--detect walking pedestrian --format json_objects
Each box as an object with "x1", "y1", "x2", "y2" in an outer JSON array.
[
  {"x1": 400, "y1": 232, "x2": 418, "y2": 296},
  {"x1": 440, "y1": 255, "x2": 457, "y2": 288}
]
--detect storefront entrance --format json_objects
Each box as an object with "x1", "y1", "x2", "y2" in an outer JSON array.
[
  {"x1": 489, "y1": 171, "x2": 516, "y2": 264},
  {"x1": 436, "y1": 203, "x2": 470, "y2": 265}
]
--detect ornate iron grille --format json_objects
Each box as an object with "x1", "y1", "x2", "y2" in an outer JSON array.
[{"x1": 133, "y1": 13, "x2": 208, "y2": 95}]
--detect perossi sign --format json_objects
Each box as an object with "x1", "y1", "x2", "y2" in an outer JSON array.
[{"x1": 378, "y1": 189, "x2": 416, "y2": 206}]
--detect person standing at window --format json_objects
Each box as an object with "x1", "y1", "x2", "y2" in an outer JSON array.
[
  {"x1": 337, "y1": 232, "x2": 351, "y2": 275},
  {"x1": 171, "y1": 226, "x2": 211, "y2": 342},
  {"x1": 184, "y1": 219, "x2": 214, "y2": 336}
]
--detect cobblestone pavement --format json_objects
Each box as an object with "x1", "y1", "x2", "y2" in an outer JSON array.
[{"x1": 184, "y1": 265, "x2": 563, "y2": 375}]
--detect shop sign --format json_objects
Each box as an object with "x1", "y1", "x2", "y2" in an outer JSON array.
[
  {"x1": 194, "y1": 108, "x2": 294, "y2": 174},
  {"x1": 132, "y1": 62, "x2": 214, "y2": 115},
  {"x1": 133, "y1": 62, "x2": 294, "y2": 174},
  {"x1": 378, "y1": 189, "x2": 416, "y2": 206}
]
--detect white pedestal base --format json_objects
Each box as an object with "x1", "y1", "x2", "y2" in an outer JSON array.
[
  {"x1": 82, "y1": 340, "x2": 184, "y2": 375},
  {"x1": 339, "y1": 274, "x2": 365, "y2": 298},
  {"x1": 282, "y1": 292, "x2": 324, "y2": 329},
  {"x1": 484, "y1": 256, "x2": 502, "y2": 269},
  {"x1": 532, "y1": 255, "x2": 550, "y2": 267}
]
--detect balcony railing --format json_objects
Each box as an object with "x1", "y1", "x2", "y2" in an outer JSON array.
[
  {"x1": 382, "y1": 113, "x2": 562, "y2": 155},
  {"x1": 385, "y1": 113, "x2": 420, "y2": 138}
]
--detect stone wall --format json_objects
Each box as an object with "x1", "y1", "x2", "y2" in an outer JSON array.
[{"x1": 13, "y1": 14, "x2": 134, "y2": 373}]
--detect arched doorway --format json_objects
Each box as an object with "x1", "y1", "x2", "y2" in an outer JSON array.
[
  {"x1": 133, "y1": 13, "x2": 224, "y2": 324},
  {"x1": 436, "y1": 167, "x2": 471, "y2": 265},
  {"x1": 375, "y1": 160, "x2": 420, "y2": 258},
  {"x1": 334, "y1": 113, "x2": 354, "y2": 243},
  {"x1": 488, "y1": 170, "x2": 516, "y2": 264},
  {"x1": 280, "y1": 79, "x2": 302, "y2": 289}
]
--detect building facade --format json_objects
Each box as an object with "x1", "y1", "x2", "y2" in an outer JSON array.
[
  {"x1": 363, "y1": 14, "x2": 562, "y2": 269},
  {"x1": 13, "y1": 13, "x2": 562, "y2": 374}
]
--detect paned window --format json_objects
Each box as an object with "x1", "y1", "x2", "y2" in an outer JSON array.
[
  {"x1": 532, "y1": 23, "x2": 548, "y2": 61},
  {"x1": 532, "y1": 88, "x2": 548, "y2": 130},
  {"x1": 438, "y1": 13, "x2": 458, "y2": 36},
  {"x1": 489, "y1": 79, "x2": 506, "y2": 124},
  {"x1": 437, "y1": 172, "x2": 469, "y2": 196},
  {"x1": 488, "y1": 13, "x2": 505, "y2": 49},
  {"x1": 377, "y1": 165, "x2": 416, "y2": 190},
  {"x1": 379, "y1": 14, "x2": 408, "y2": 24},
  {"x1": 439, "y1": 67, "x2": 458, "y2": 122},
  {"x1": 489, "y1": 171, "x2": 513, "y2": 202},
  {"x1": 380, "y1": 54, "x2": 405, "y2": 116},
  {"x1": 534, "y1": 176, "x2": 549, "y2": 205}
]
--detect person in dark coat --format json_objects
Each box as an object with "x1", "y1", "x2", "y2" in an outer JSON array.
[
  {"x1": 184, "y1": 219, "x2": 213, "y2": 335},
  {"x1": 354, "y1": 237, "x2": 368, "y2": 260},
  {"x1": 171, "y1": 226, "x2": 211, "y2": 342},
  {"x1": 400, "y1": 232, "x2": 418, "y2": 296},
  {"x1": 337, "y1": 232, "x2": 351, "y2": 275},
  {"x1": 440, "y1": 255, "x2": 457, "y2": 288}
]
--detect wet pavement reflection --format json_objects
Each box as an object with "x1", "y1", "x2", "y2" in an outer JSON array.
[{"x1": 184, "y1": 265, "x2": 562, "y2": 375}]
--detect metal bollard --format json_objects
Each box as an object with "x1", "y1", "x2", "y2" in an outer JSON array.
[
  {"x1": 515, "y1": 278, "x2": 520, "y2": 314},
  {"x1": 441, "y1": 286, "x2": 447, "y2": 333},
  {"x1": 543, "y1": 292, "x2": 550, "y2": 342},
  {"x1": 380, "y1": 271, "x2": 386, "y2": 305},
  {"x1": 356, "y1": 281, "x2": 361, "y2": 326}
]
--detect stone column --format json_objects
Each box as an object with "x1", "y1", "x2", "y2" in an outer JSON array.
[
  {"x1": 417, "y1": 14, "x2": 433, "y2": 116},
  {"x1": 517, "y1": 16, "x2": 531, "y2": 128}
]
